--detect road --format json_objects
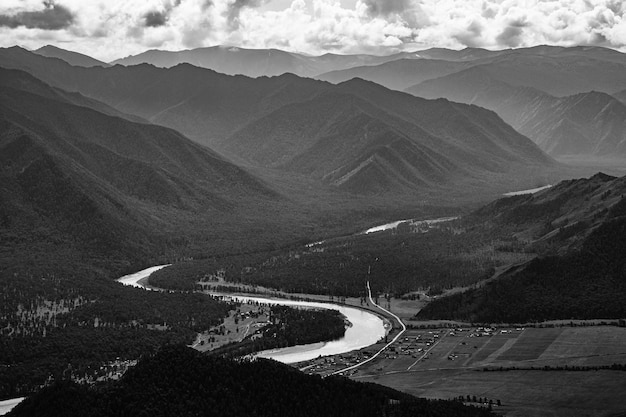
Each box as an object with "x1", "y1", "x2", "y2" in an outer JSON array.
[{"x1": 329, "y1": 281, "x2": 406, "y2": 376}]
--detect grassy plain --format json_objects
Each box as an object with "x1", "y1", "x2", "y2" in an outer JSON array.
[{"x1": 349, "y1": 326, "x2": 626, "y2": 416}]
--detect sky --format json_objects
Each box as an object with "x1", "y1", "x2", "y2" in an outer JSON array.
[{"x1": 0, "y1": 0, "x2": 625, "y2": 62}]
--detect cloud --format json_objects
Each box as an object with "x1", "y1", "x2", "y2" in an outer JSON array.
[
  {"x1": 453, "y1": 19, "x2": 486, "y2": 48},
  {"x1": 0, "y1": 1, "x2": 74, "y2": 30},
  {"x1": 144, "y1": 11, "x2": 169, "y2": 27},
  {"x1": 362, "y1": 0, "x2": 413, "y2": 17},
  {"x1": 224, "y1": 0, "x2": 266, "y2": 28},
  {"x1": 496, "y1": 17, "x2": 529, "y2": 48},
  {"x1": 360, "y1": 0, "x2": 429, "y2": 28},
  {"x1": 1, "y1": 0, "x2": 626, "y2": 62}
]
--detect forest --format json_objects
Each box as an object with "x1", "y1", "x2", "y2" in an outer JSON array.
[
  {"x1": 0, "y1": 263, "x2": 231, "y2": 399},
  {"x1": 207, "y1": 305, "x2": 346, "y2": 358},
  {"x1": 418, "y1": 199, "x2": 626, "y2": 323},
  {"x1": 9, "y1": 345, "x2": 496, "y2": 417},
  {"x1": 150, "y1": 219, "x2": 530, "y2": 298}
]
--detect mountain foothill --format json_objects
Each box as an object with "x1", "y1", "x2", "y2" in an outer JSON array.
[{"x1": 419, "y1": 172, "x2": 626, "y2": 323}]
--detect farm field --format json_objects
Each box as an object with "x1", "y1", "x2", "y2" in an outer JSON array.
[{"x1": 349, "y1": 326, "x2": 626, "y2": 416}]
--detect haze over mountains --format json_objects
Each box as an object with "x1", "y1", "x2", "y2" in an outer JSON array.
[
  {"x1": 0, "y1": 46, "x2": 558, "y2": 198},
  {"x1": 33, "y1": 45, "x2": 110, "y2": 68},
  {"x1": 316, "y1": 45, "x2": 626, "y2": 161},
  {"x1": 10, "y1": 44, "x2": 626, "y2": 164},
  {"x1": 408, "y1": 69, "x2": 626, "y2": 158},
  {"x1": 111, "y1": 45, "x2": 421, "y2": 78}
]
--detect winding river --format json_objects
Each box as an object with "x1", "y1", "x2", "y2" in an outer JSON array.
[
  {"x1": 116, "y1": 267, "x2": 387, "y2": 364},
  {"x1": 503, "y1": 184, "x2": 552, "y2": 196}
]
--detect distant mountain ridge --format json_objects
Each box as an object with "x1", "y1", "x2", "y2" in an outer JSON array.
[
  {"x1": 315, "y1": 58, "x2": 471, "y2": 91},
  {"x1": 0, "y1": 46, "x2": 558, "y2": 196},
  {"x1": 407, "y1": 66, "x2": 626, "y2": 158},
  {"x1": 34, "y1": 45, "x2": 110, "y2": 68},
  {"x1": 110, "y1": 45, "x2": 420, "y2": 78}
]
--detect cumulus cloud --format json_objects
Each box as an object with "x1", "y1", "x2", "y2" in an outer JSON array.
[
  {"x1": 144, "y1": 11, "x2": 169, "y2": 27},
  {"x1": 0, "y1": 1, "x2": 74, "y2": 30},
  {"x1": 496, "y1": 17, "x2": 530, "y2": 47},
  {"x1": 225, "y1": 0, "x2": 266, "y2": 28},
  {"x1": 1, "y1": 0, "x2": 626, "y2": 61}
]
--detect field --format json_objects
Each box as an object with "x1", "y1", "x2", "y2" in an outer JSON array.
[{"x1": 346, "y1": 326, "x2": 626, "y2": 416}]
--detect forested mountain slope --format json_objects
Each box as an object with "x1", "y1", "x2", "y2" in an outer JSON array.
[
  {"x1": 418, "y1": 173, "x2": 626, "y2": 322},
  {"x1": 10, "y1": 346, "x2": 496, "y2": 417},
  {"x1": 408, "y1": 67, "x2": 626, "y2": 158},
  {"x1": 0, "y1": 47, "x2": 558, "y2": 196}
]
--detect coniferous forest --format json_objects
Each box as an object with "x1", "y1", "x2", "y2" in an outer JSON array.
[{"x1": 10, "y1": 345, "x2": 496, "y2": 417}]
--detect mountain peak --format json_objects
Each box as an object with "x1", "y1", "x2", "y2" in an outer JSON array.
[
  {"x1": 33, "y1": 44, "x2": 109, "y2": 68},
  {"x1": 590, "y1": 172, "x2": 618, "y2": 182}
]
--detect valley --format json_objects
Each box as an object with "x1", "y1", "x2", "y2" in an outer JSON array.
[{"x1": 2, "y1": 40, "x2": 626, "y2": 417}]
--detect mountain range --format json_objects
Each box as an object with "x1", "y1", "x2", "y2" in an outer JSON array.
[
  {"x1": 0, "y1": 66, "x2": 284, "y2": 273},
  {"x1": 111, "y1": 45, "x2": 420, "y2": 78},
  {"x1": 312, "y1": 45, "x2": 626, "y2": 161},
  {"x1": 408, "y1": 67, "x2": 626, "y2": 158},
  {"x1": 33, "y1": 45, "x2": 110, "y2": 68},
  {"x1": 0, "y1": 46, "x2": 558, "y2": 198}
]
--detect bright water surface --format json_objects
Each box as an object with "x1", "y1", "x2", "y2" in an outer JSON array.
[
  {"x1": 504, "y1": 184, "x2": 552, "y2": 196},
  {"x1": 117, "y1": 268, "x2": 387, "y2": 364}
]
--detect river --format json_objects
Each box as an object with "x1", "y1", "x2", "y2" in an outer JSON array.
[
  {"x1": 503, "y1": 184, "x2": 552, "y2": 196},
  {"x1": 363, "y1": 216, "x2": 458, "y2": 234},
  {"x1": 116, "y1": 268, "x2": 387, "y2": 364},
  {"x1": 0, "y1": 397, "x2": 25, "y2": 416}
]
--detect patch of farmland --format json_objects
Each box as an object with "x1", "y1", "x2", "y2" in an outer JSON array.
[
  {"x1": 358, "y1": 369, "x2": 626, "y2": 417},
  {"x1": 497, "y1": 328, "x2": 564, "y2": 362},
  {"x1": 469, "y1": 332, "x2": 520, "y2": 365},
  {"x1": 537, "y1": 327, "x2": 626, "y2": 366}
]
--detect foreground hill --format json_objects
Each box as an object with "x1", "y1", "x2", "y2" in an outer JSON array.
[
  {"x1": 408, "y1": 67, "x2": 626, "y2": 158},
  {"x1": 10, "y1": 345, "x2": 495, "y2": 417},
  {"x1": 0, "y1": 46, "x2": 559, "y2": 197},
  {"x1": 418, "y1": 173, "x2": 626, "y2": 323},
  {"x1": 33, "y1": 45, "x2": 110, "y2": 68},
  {"x1": 111, "y1": 45, "x2": 414, "y2": 78}
]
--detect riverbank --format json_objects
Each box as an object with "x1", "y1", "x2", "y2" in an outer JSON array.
[
  {"x1": 118, "y1": 267, "x2": 391, "y2": 365},
  {"x1": 0, "y1": 397, "x2": 25, "y2": 416}
]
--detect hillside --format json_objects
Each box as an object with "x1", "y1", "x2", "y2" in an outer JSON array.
[
  {"x1": 222, "y1": 78, "x2": 554, "y2": 194},
  {"x1": 111, "y1": 45, "x2": 413, "y2": 78},
  {"x1": 10, "y1": 346, "x2": 495, "y2": 417},
  {"x1": 33, "y1": 45, "x2": 110, "y2": 68},
  {"x1": 407, "y1": 52, "x2": 626, "y2": 97},
  {"x1": 418, "y1": 173, "x2": 626, "y2": 322},
  {"x1": 0, "y1": 47, "x2": 328, "y2": 148},
  {"x1": 0, "y1": 68, "x2": 310, "y2": 399},
  {"x1": 0, "y1": 67, "x2": 287, "y2": 276},
  {"x1": 315, "y1": 58, "x2": 469, "y2": 91},
  {"x1": 408, "y1": 67, "x2": 626, "y2": 158}
]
